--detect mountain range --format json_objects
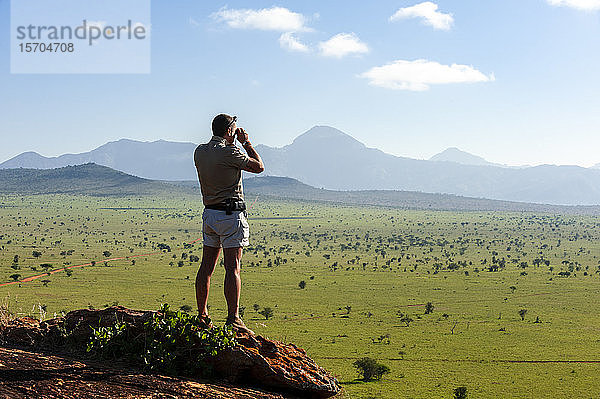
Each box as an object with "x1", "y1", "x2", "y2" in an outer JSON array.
[
  {"x1": 0, "y1": 163, "x2": 193, "y2": 197},
  {"x1": 0, "y1": 139, "x2": 196, "y2": 181},
  {"x1": 2, "y1": 126, "x2": 600, "y2": 205},
  {"x1": 429, "y1": 147, "x2": 500, "y2": 167},
  {"x1": 2, "y1": 163, "x2": 599, "y2": 215}
]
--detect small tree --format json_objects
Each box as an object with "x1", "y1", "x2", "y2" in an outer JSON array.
[
  {"x1": 259, "y1": 307, "x2": 274, "y2": 320},
  {"x1": 41, "y1": 279, "x2": 51, "y2": 287},
  {"x1": 352, "y1": 357, "x2": 390, "y2": 381},
  {"x1": 40, "y1": 263, "x2": 52, "y2": 272},
  {"x1": 425, "y1": 302, "x2": 434, "y2": 314},
  {"x1": 13, "y1": 255, "x2": 19, "y2": 264},
  {"x1": 400, "y1": 315, "x2": 413, "y2": 327},
  {"x1": 454, "y1": 386, "x2": 468, "y2": 399},
  {"x1": 103, "y1": 251, "x2": 111, "y2": 258},
  {"x1": 298, "y1": 280, "x2": 306, "y2": 289},
  {"x1": 32, "y1": 250, "x2": 42, "y2": 258},
  {"x1": 10, "y1": 273, "x2": 21, "y2": 281},
  {"x1": 179, "y1": 304, "x2": 192, "y2": 313},
  {"x1": 253, "y1": 303, "x2": 260, "y2": 312},
  {"x1": 518, "y1": 309, "x2": 527, "y2": 321}
]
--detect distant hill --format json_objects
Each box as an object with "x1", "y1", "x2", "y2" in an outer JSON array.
[
  {"x1": 4, "y1": 127, "x2": 600, "y2": 205},
  {"x1": 2, "y1": 164, "x2": 599, "y2": 213},
  {"x1": 255, "y1": 126, "x2": 600, "y2": 205},
  {"x1": 162, "y1": 176, "x2": 599, "y2": 215},
  {"x1": 0, "y1": 139, "x2": 198, "y2": 181},
  {"x1": 429, "y1": 147, "x2": 501, "y2": 167},
  {"x1": 593, "y1": 163, "x2": 600, "y2": 169},
  {"x1": 0, "y1": 163, "x2": 194, "y2": 196}
]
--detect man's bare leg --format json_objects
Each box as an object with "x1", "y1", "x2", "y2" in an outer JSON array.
[
  {"x1": 196, "y1": 245, "x2": 221, "y2": 317},
  {"x1": 223, "y1": 247, "x2": 243, "y2": 319}
]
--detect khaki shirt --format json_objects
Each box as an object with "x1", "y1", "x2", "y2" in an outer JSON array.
[{"x1": 194, "y1": 135, "x2": 250, "y2": 205}]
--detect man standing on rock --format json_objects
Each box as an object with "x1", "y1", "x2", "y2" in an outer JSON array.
[{"x1": 194, "y1": 114, "x2": 264, "y2": 335}]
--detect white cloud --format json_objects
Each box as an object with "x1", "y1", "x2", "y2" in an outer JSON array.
[
  {"x1": 390, "y1": 2, "x2": 454, "y2": 30},
  {"x1": 279, "y1": 32, "x2": 310, "y2": 52},
  {"x1": 318, "y1": 33, "x2": 368, "y2": 58},
  {"x1": 547, "y1": 0, "x2": 600, "y2": 10},
  {"x1": 359, "y1": 59, "x2": 494, "y2": 91},
  {"x1": 211, "y1": 6, "x2": 309, "y2": 32}
]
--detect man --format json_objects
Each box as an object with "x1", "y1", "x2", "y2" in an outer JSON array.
[{"x1": 194, "y1": 114, "x2": 264, "y2": 335}]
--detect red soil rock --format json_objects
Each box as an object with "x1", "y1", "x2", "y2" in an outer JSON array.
[{"x1": 0, "y1": 306, "x2": 342, "y2": 398}]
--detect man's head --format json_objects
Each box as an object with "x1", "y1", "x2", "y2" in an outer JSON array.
[{"x1": 212, "y1": 114, "x2": 237, "y2": 143}]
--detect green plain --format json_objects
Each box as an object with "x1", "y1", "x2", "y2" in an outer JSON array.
[{"x1": 1, "y1": 193, "x2": 599, "y2": 398}]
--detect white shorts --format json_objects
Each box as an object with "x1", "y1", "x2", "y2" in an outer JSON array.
[{"x1": 202, "y1": 209, "x2": 250, "y2": 248}]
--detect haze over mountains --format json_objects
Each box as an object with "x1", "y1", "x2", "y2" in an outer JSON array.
[
  {"x1": 2, "y1": 126, "x2": 600, "y2": 205},
  {"x1": 429, "y1": 147, "x2": 500, "y2": 167},
  {"x1": 0, "y1": 139, "x2": 197, "y2": 181},
  {"x1": 0, "y1": 163, "x2": 192, "y2": 197},
  {"x1": 3, "y1": 163, "x2": 599, "y2": 215}
]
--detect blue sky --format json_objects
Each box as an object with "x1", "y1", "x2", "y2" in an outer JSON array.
[{"x1": 1, "y1": 0, "x2": 599, "y2": 167}]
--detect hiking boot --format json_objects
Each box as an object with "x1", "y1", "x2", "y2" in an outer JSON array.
[
  {"x1": 198, "y1": 315, "x2": 213, "y2": 330},
  {"x1": 225, "y1": 316, "x2": 254, "y2": 335}
]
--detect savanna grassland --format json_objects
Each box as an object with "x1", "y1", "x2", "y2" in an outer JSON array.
[{"x1": 1, "y1": 193, "x2": 599, "y2": 398}]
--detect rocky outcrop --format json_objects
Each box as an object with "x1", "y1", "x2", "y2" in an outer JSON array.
[
  {"x1": 0, "y1": 347, "x2": 293, "y2": 398},
  {"x1": 211, "y1": 333, "x2": 340, "y2": 398},
  {"x1": 0, "y1": 306, "x2": 341, "y2": 398}
]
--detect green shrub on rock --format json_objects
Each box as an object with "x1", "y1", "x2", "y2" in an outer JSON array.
[{"x1": 86, "y1": 304, "x2": 237, "y2": 376}]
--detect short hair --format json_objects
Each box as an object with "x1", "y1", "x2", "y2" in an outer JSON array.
[{"x1": 212, "y1": 114, "x2": 234, "y2": 137}]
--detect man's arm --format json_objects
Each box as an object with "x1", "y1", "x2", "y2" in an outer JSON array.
[
  {"x1": 236, "y1": 128, "x2": 264, "y2": 174},
  {"x1": 241, "y1": 142, "x2": 264, "y2": 173}
]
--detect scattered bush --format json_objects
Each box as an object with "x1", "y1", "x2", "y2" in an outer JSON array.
[
  {"x1": 40, "y1": 263, "x2": 52, "y2": 271},
  {"x1": 179, "y1": 304, "x2": 192, "y2": 312},
  {"x1": 425, "y1": 302, "x2": 434, "y2": 314},
  {"x1": 352, "y1": 357, "x2": 390, "y2": 381},
  {"x1": 518, "y1": 309, "x2": 527, "y2": 321},
  {"x1": 454, "y1": 386, "x2": 468, "y2": 399},
  {"x1": 258, "y1": 307, "x2": 274, "y2": 320},
  {"x1": 397, "y1": 312, "x2": 413, "y2": 327}
]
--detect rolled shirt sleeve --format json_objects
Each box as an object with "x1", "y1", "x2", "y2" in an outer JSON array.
[{"x1": 224, "y1": 146, "x2": 250, "y2": 170}]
